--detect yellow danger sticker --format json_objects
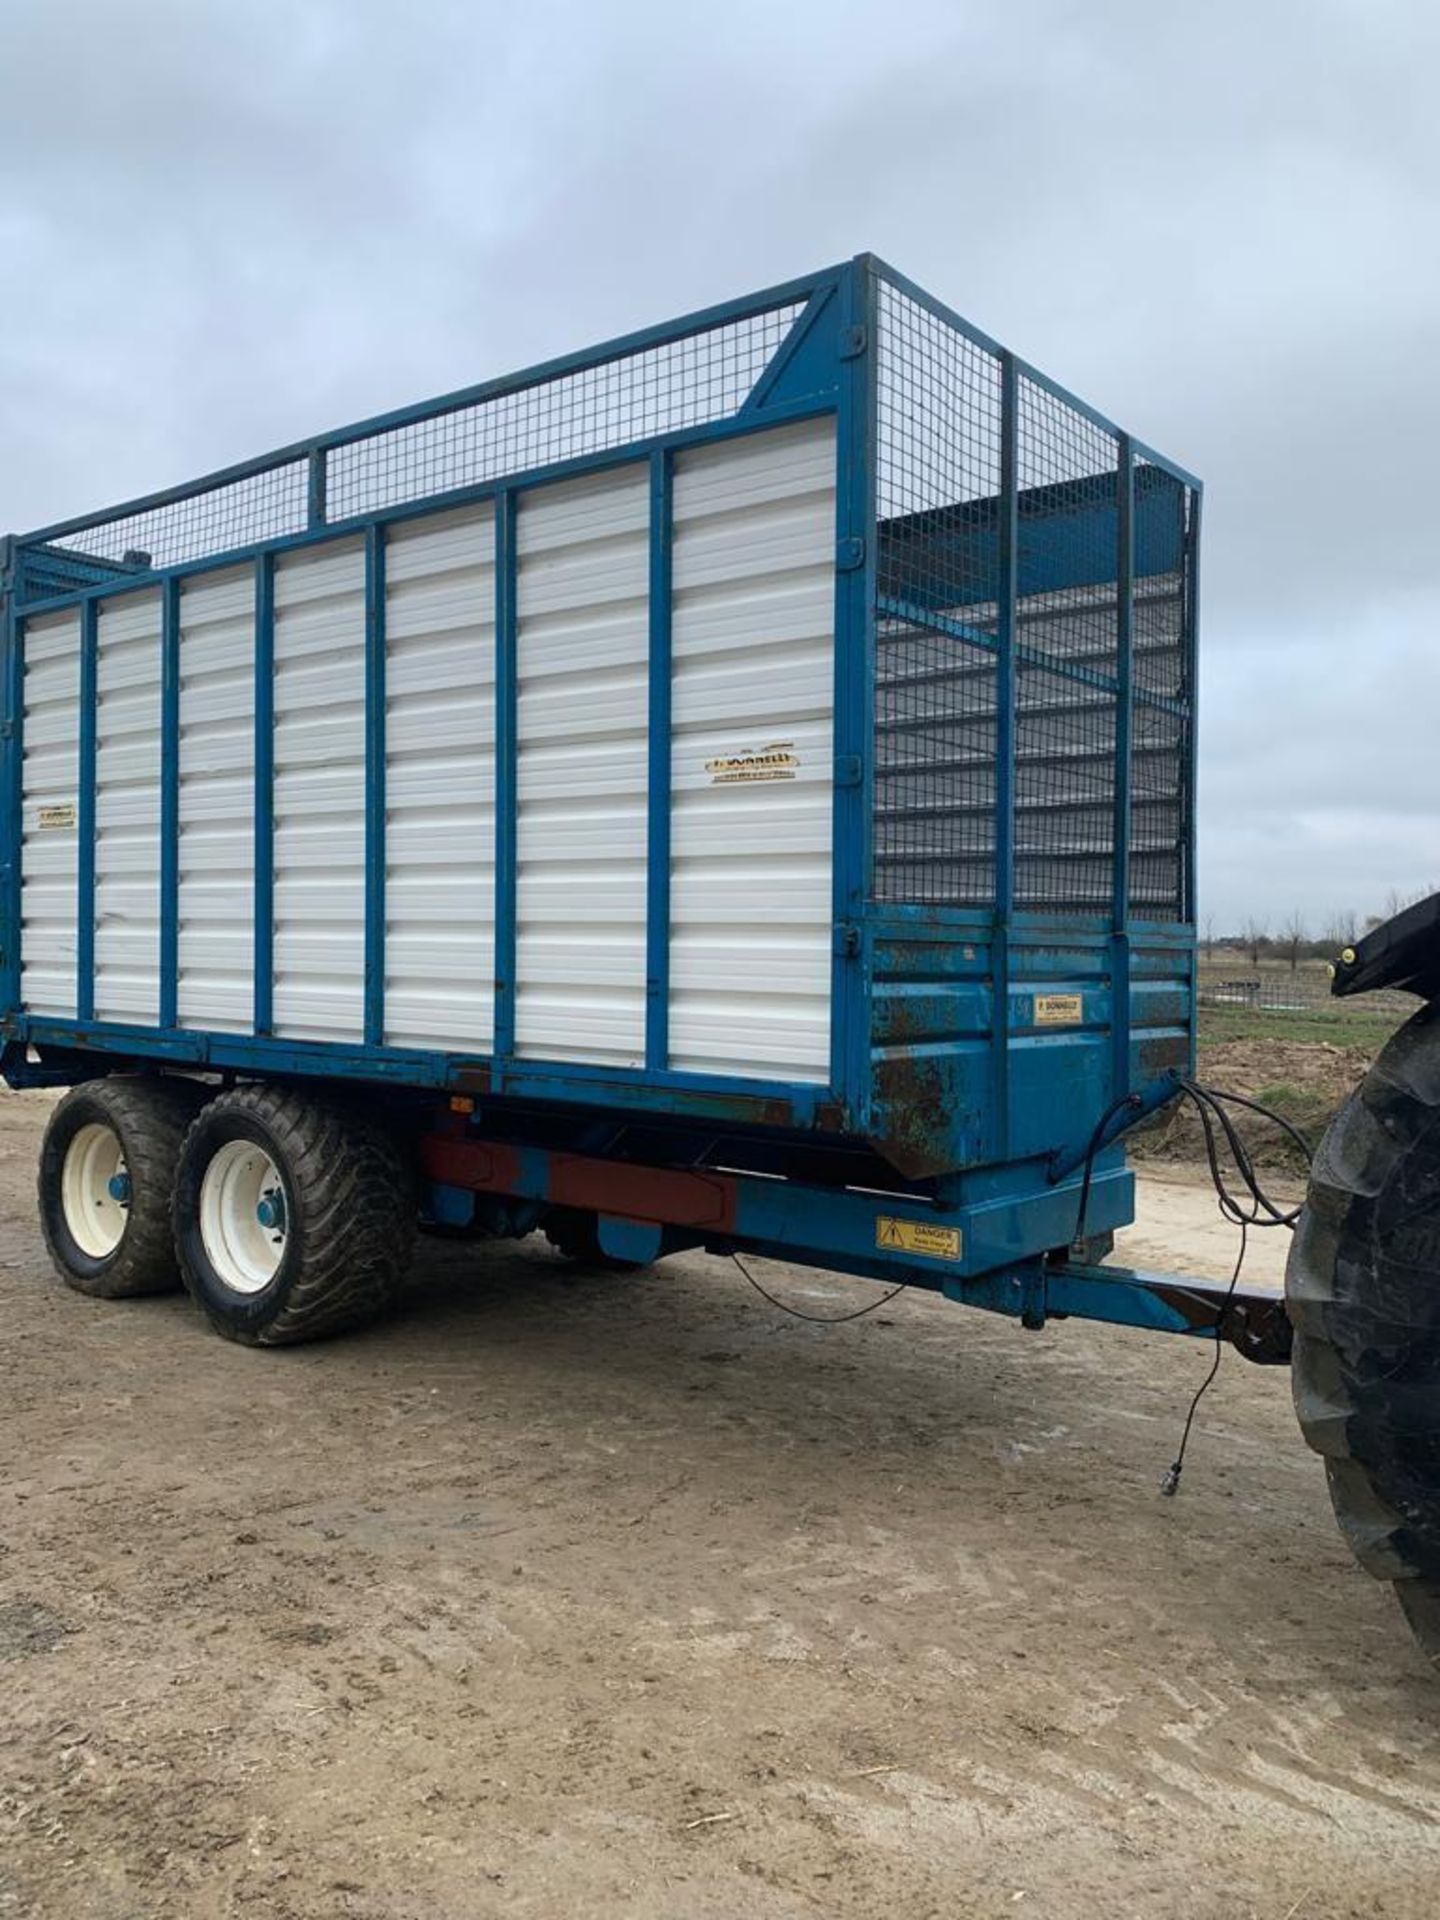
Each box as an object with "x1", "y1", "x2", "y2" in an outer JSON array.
[
  {"x1": 37, "y1": 803, "x2": 77, "y2": 831},
  {"x1": 1034, "y1": 992, "x2": 1083, "y2": 1027},
  {"x1": 876, "y1": 1217, "x2": 963, "y2": 1262}
]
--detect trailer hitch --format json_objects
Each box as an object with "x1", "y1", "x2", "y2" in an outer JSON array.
[{"x1": 1043, "y1": 1262, "x2": 1294, "y2": 1366}]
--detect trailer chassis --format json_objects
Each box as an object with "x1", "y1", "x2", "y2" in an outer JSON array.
[
  {"x1": 417, "y1": 1104, "x2": 1293, "y2": 1367},
  {"x1": 5, "y1": 1035, "x2": 1290, "y2": 1366}
]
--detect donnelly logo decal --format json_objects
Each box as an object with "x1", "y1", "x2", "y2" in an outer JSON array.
[{"x1": 704, "y1": 742, "x2": 799, "y2": 784}]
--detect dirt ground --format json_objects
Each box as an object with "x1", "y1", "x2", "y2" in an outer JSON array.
[
  {"x1": 1134, "y1": 1037, "x2": 1374, "y2": 1176},
  {"x1": 1114, "y1": 1169, "x2": 1292, "y2": 1294},
  {"x1": 3, "y1": 1087, "x2": 1439, "y2": 1920}
]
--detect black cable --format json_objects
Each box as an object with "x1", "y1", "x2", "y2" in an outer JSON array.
[
  {"x1": 1188, "y1": 1087, "x2": 1280, "y2": 1225},
  {"x1": 1071, "y1": 1090, "x2": 1145, "y2": 1249},
  {"x1": 1157, "y1": 1076, "x2": 1311, "y2": 1495},
  {"x1": 730, "y1": 1250, "x2": 907, "y2": 1325},
  {"x1": 1177, "y1": 1078, "x2": 1309, "y2": 1228},
  {"x1": 1197, "y1": 1086, "x2": 1310, "y2": 1219},
  {"x1": 1192, "y1": 1082, "x2": 1314, "y2": 1158},
  {"x1": 1160, "y1": 1221, "x2": 1246, "y2": 1497}
]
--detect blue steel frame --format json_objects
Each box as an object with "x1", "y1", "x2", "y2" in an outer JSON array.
[
  {"x1": 0, "y1": 256, "x2": 1203, "y2": 1323},
  {"x1": 363, "y1": 524, "x2": 387, "y2": 1047},
  {"x1": 75, "y1": 600, "x2": 99, "y2": 1023},
  {"x1": 991, "y1": 351, "x2": 1019, "y2": 1157},
  {"x1": 0, "y1": 540, "x2": 18, "y2": 1023},
  {"x1": 252, "y1": 554, "x2": 276, "y2": 1035},
  {"x1": 644, "y1": 449, "x2": 674, "y2": 1072},
  {"x1": 492, "y1": 488, "x2": 519, "y2": 1067},
  {"x1": 158, "y1": 577, "x2": 181, "y2": 1031},
  {"x1": 416, "y1": 1100, "x2": 1287, "y2": 1363}
]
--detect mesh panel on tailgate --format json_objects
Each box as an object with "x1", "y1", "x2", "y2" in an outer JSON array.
[
  {"x1": 1014, "y1": 378, "x2": 1118, "y2": 914},
  {"x1": 874, "y1": 281, "x2": 1002, "y2": 906},
  {"x1": 1129, "y1": 460, "x2": 1195, "y2": 920},
  {"x1": 873, "y1": 277, "x2": 1193, "y2": 922}
]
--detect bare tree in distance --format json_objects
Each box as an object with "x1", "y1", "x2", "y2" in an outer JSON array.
[
  {"x1": 1243, "y1": 916, "x2": 1267, "y2": 968},
  {"x1": 1366, "y1": 883, "x2": 1440, "y2": 933},
  {"x1": 1280, "y1": 909, "x2": 1307, "y2": 972},
  {"x1": 1324, "y1": 908, "x2": 1359, "y2": 952}
]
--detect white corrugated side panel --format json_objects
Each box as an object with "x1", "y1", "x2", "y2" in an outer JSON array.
[
  {"x1": 94, "y1": 591, "x2": 163, "y2": 1025},
  {"x1": 669, "y1": 418, "x2": 836, "y2": 1082},
  {"x1": 515, "y1": 464, "x2": 649, "y2": 1067},
  {"x1": 273, "y1": 537, "x2": 365, "y2": 1042},
  {"x1": 384, "y1": 505, "x2": 497, "y2": 1051},
  {"x1": 20, "y1": 611, "x2": 81, "y2": 1016},
  {"x1": 178, "y1": 566, "x2": 255, "y2": 1032}
]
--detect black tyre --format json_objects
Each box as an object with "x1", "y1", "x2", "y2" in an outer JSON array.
[
  {"x1": 38, "y1": 1076, "x2": 210, "y2": 1298},
  {"x1": 1286, "y1": 1005, "x2": 1440, "y2": 1665},
  {"x1": 173, "y1": 1084, "x2": 414, "y2": 1346},
  {"x1": 542, "y1": 1207, "x2": 646, "y2": 1273}
]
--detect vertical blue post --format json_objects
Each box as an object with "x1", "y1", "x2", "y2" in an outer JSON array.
[
  {"x1": 307, "y1": 448, "x2": 328, "y2": 530},
  {"x1": 1183, "y1": 486, "x2": 1202, "y2": 931},
  {"x1": 990, "y1": 352, "x2": 1019, "y2": 1159},
  {"x1": 1110, "y1": 437, "x2": 1135, "y2": 1101},
  {"x1": 158, "y1": 577, "x2": 181, "y2": 1029},
  {"x1": 0, "y1": 542, "x2": 21, "y2": 1018},
  {"x1": 831, "y1": 255, "x2": 877, "y2": 1114},
  {"x1": 363, "y1": 524, "x2": 387, "y2": 1048},
  {"x1": 253, "y1": 553, "x2": 275, "y2": 1036},
  {"x1": 644, "y1": 449, "x2": 673, "y2": 1072},
  {"x1": 76, "y1": 600, "x2": 99, "y2": 1022},
  {"x1": 1183, "y1": 483, "x2": 1202, "y2": 1076},
  {"x1": 493, "y1": 489, "x2": 518, "y2": 1067}
]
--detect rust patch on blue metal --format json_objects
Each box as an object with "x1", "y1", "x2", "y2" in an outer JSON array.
[
  {"x1": 871, "y1": 1052, "x2": 954, "y2": 1178},
  {"x1": 1137, "y1": 1034, "x2": 1189, "y2": 1076},
  {"x1": 447, "y1": 1064, "x2": 798, "y2": 1132},
  {"x1": 869, "y1": 979, "x2": 963, "y2": 1181},
  {"x1": 418, "y1": 1134, "x2": 740, "y2": 1233}
]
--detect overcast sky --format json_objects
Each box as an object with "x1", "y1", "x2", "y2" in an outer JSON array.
[{"x1": 2, "y1": 0, "x2": 1435, "y2": 932}]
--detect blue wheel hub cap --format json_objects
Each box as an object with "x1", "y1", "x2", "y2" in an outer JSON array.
[{"x1": 255, "y1": 1188, "x2": 286, "y2": 1233}]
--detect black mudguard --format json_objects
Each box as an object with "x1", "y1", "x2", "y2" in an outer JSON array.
[{"x1": 1331, "y1": 891, "x2": 1440, "y2": 1002}]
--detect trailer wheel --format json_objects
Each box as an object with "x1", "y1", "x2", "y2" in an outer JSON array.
[
  {"x1": 542, "y1": 1207, "x2": 646, "y2": 1273},
  {"x1": 173, "y1": 1085, "x2": 414, "y2": 1346},
  {"x1": 1286, "y1": 1004, "x2": 1440, "y2": 1666},
  {"x1": 38, "y1": 1077, "x2": 209, "y2": 1299}
]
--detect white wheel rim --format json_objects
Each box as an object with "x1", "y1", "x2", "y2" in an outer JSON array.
[
  {"x1": 61, "y1": 1122, "x2": 130, "y2": 1259},
  {"x1": 199, "y1": 1139, "x2": 289, "y2": 1295}
]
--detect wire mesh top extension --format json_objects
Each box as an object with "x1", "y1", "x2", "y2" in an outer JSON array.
[
  {"x1": 22, "y1": 302, "x2": 805, "y2": 575},
  {"x1": 874, "y1": 280, "x2": 1195, "y2": 921}
]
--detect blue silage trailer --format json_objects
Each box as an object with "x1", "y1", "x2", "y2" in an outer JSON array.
[{"x1": 5, "y1": 254, "x2": 1440, "y2": 1664}]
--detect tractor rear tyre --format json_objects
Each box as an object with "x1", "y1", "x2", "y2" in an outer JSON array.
[
  {"x1": 1286, "y1": 1004, "x2": 1440, "y2": 1667},
  {"x1": 39, "y1": 1076, "x2": 210, "y2": 1298},
  {"x1": 173, "y1": 1085, "x2": 414, "y2": 1346}
]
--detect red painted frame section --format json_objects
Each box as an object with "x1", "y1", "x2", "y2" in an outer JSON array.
[{"x1": 420, "y1": 1134, "x2": 740, "y2": 1233}]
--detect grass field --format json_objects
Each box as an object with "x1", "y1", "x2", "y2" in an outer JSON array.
[
  {"x1": 1128, "y1": 996, "x2": 1409, "y2": 1173},
  {"x1": 1197, "y1": 1002, "x2": 1404, "y2": 1051}
]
